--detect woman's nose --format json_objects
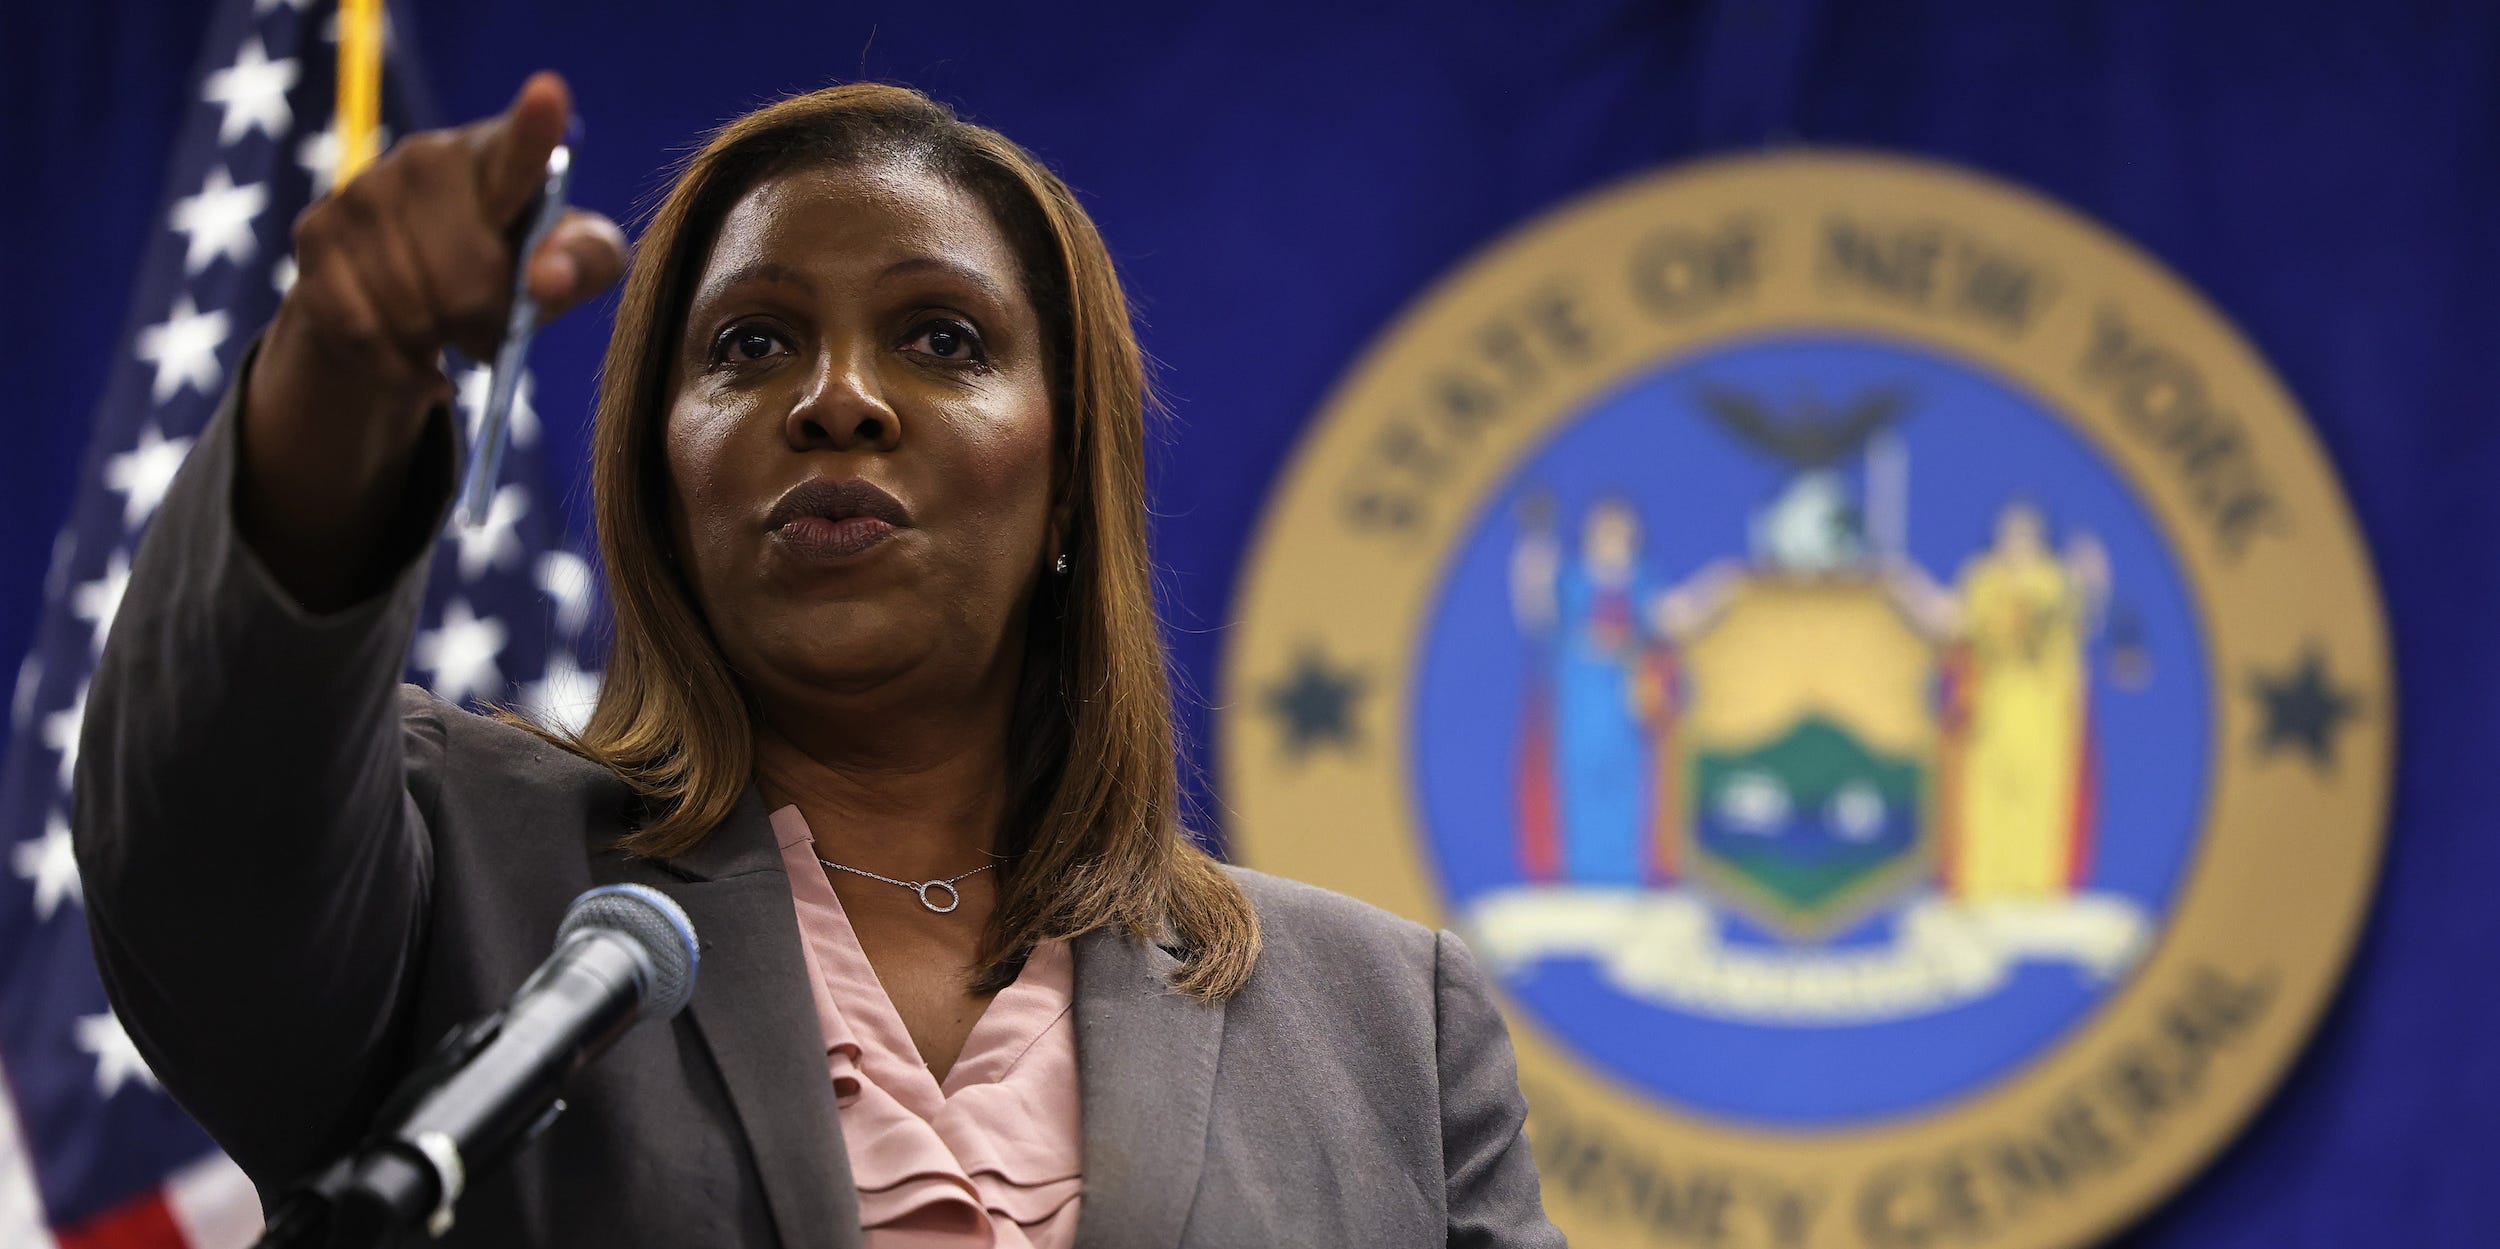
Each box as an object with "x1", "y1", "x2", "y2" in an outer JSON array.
[{"x1": 784, "y1": 345, "x2": 903, "y2": 453}]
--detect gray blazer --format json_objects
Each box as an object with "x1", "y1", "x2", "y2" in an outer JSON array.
[{"x1": 72, "y1": 362, "x2": 1565, "y2": 1249}]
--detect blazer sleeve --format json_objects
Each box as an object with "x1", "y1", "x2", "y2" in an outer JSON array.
[
  {"x1": 1436, "y1": 928, "x2": 1568, "y2": 1248},
  {"x1": 71, "y1": 340, "x2": 462, "y2": 1190}
]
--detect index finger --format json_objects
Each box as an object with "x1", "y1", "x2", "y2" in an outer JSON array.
[{"x1": 468, "y1": 71, "x2": 572, "y2": 227}]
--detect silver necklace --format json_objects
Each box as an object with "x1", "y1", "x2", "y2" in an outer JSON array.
[{"x1": 815, "y1": 855, "x2": 995, "y2": 914}]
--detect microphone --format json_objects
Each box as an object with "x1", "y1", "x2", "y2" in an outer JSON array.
[{"x1": 257, "y1": 883, "x2": 699, "y2": 1246}]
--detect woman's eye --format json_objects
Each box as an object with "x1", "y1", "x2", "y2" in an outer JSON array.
[
  {"x1": 712, "y1": 325, "x2": 790, "y2": 365},
  {"x1": 902, "y1": 319, "x2": 985, "y2": 365}
]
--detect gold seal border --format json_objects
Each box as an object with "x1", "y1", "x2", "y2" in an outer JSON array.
[{"x1": 1217, "y1": 152, "x2": 2391, "y2": 1249}]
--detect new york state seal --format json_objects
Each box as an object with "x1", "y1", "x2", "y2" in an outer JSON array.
[{"x1": 1220, "y1": 153, "x2": 2391, "y2": 1249}]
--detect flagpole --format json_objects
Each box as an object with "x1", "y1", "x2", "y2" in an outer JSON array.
[{"x1": 334, "y1": 0, "x2": 383, "y2": 185}]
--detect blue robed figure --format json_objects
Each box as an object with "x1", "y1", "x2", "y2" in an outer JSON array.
[{"x1": 1513, "y1": 497, "x2": 1670, "y2": 886}]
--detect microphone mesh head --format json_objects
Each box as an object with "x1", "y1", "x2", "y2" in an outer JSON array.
[{"x1": 558, "y1": 884, "x2": 700, "y2": 1018}]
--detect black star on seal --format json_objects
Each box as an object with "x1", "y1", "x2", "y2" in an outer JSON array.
[
  {"x1": 2249, "y1": 647, "x2": 2361, "y2": 772},
  {"x1": 1264, "y1": 649, "x2": 1367, "y2": 760}
]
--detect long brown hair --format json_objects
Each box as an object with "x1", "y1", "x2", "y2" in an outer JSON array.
[{"x1": 500, "y1": 83, "x2": 1258, "y2": 997}]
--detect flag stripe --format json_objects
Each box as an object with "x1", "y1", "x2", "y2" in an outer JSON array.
[
  {"x1": 54, "y1": 1188, "x2": 182, "y2": 1249},
  {"x1": 0, "y1": 1059, "x2": 64, "y2": 1249},
  {"x1": 162, "y1": 1155, "x2": 258, "y2": 1249}
]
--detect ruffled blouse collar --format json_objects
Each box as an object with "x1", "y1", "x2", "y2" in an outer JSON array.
[{"x1": 769, "y1": 804, "x2": 1083, "y2": 1246}]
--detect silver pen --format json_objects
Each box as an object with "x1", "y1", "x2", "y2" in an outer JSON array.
[{"x1": 457, "y1": 142, "x2": 572, "y2": 530}]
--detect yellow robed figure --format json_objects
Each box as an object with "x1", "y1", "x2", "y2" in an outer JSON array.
[{"x1": 1947, "y1": 504, "x2": 2103, "y2": 899}]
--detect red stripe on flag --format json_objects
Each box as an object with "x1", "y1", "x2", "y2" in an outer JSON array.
[{"x1": 56, "y1": 1189, "x2": 189, "y2": 1249}]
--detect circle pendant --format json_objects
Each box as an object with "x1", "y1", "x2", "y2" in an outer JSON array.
[{"x1": 916, "y1": 880, "x2": 962, "y2": 914}]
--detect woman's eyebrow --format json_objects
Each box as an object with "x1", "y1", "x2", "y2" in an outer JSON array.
[
  {"x1": 693, "y1": 260, "x2": 815, "y2": 309},
  {"x1": 877, "y1": 254, "x2": 1006, "y2": 304}
]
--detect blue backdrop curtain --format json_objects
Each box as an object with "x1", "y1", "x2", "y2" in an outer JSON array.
[{"x1": 4, "y1": 2, "x2": 2491, "y2": 1242}]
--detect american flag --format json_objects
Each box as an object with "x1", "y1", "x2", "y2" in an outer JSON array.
[{"x1": 0, "y1": 0, "x2": 605, "y2": 1243}]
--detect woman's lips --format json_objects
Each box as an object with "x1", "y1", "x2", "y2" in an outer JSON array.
[{"x1": 772, "y1": 515, "x2": 898, "y2": 561}]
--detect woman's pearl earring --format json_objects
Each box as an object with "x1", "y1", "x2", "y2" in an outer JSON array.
[{"x1": 1053, "y1": 553, "x2": 1071, "y2": 575}]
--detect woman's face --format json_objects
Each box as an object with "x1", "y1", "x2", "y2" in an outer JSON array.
[{"x1": 663, "y1": 160, "x2": 1056, "y2": 729}]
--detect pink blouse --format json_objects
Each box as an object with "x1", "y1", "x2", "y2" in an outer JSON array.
[{"x1": 769, "y1": 805, "x2": 1083, "y2": 1249}]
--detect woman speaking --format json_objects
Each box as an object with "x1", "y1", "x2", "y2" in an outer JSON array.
[{"x1": 72, "y1": 71, "x2": 1563, "y2": 1248}]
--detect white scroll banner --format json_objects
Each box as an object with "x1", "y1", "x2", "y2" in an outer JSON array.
[{"x1": 1465, "y1": 885, "x2": 2153, "y2": 1025}]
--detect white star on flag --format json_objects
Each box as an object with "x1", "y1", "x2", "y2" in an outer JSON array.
[
  {"x1": 295, "y1": 121, "x2": 339, "y2": 195},
  {"x1": 73, "y1": 1011, "x2": 160, "y2": 1098},
  {"x1": 296, "y1": 119, "x2": 392, "y2": 195},
  {"x1": 102, "y1": 424, "x2": 197, "y2": 532},
  {"x1": 414, "y1": 599, "x2": 508, "y2": 707},
  {"x1": 273, "y1": 253, "x2": 298, "y2": 295},
  {"x1": 519, "y1": 651, "x2": 603, "y2": 735},
  {"x1": 42, "y1": 682, "x2": 86, "y2": 795},
  {"x1": 452, "y1": 484, "x2": 529, "y2": 581},
  {"x1": 457, "y1": 362, "x2": 540, "y2": 450},
  {"x1": 169, "y1": 165, "x2": 269, "y2": 275},
  {"x1": 294, "y1": 118, "x2": 396, "y2": 197},
  {"x1": 195, "y1": 36, "x2": 295, "y2": 147},
  {"x1": 199, "y1": 36, "x2": 298, "y2": 147},
  {"x1": 71, "y1": 552, "x2": 132, "y2": 658},
  {"x1": 12, "y1": 813, "x2": 82, "y2": 922},
  {"x1": 535, "y1": 550, "x2": 596, "y2": 637},
  {"x1": 134, "y1": 295, "x2": 230, "y2": 405}
]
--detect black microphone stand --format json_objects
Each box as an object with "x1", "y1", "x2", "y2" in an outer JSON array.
[
  {"x1": 249, "y1": 1011, "x2": 564, "y2": 1248},
  {"x1": 246, "y1": 886, "x2": 690, "y2": 1246}
]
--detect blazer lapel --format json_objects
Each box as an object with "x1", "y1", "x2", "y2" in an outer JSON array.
[
  {"x1": 594, "y1": 781, "x2": 858, "y2": 1249},
  {"x1": 1072, "y1": 927, "x2": 1227, "y2": 1249}
]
